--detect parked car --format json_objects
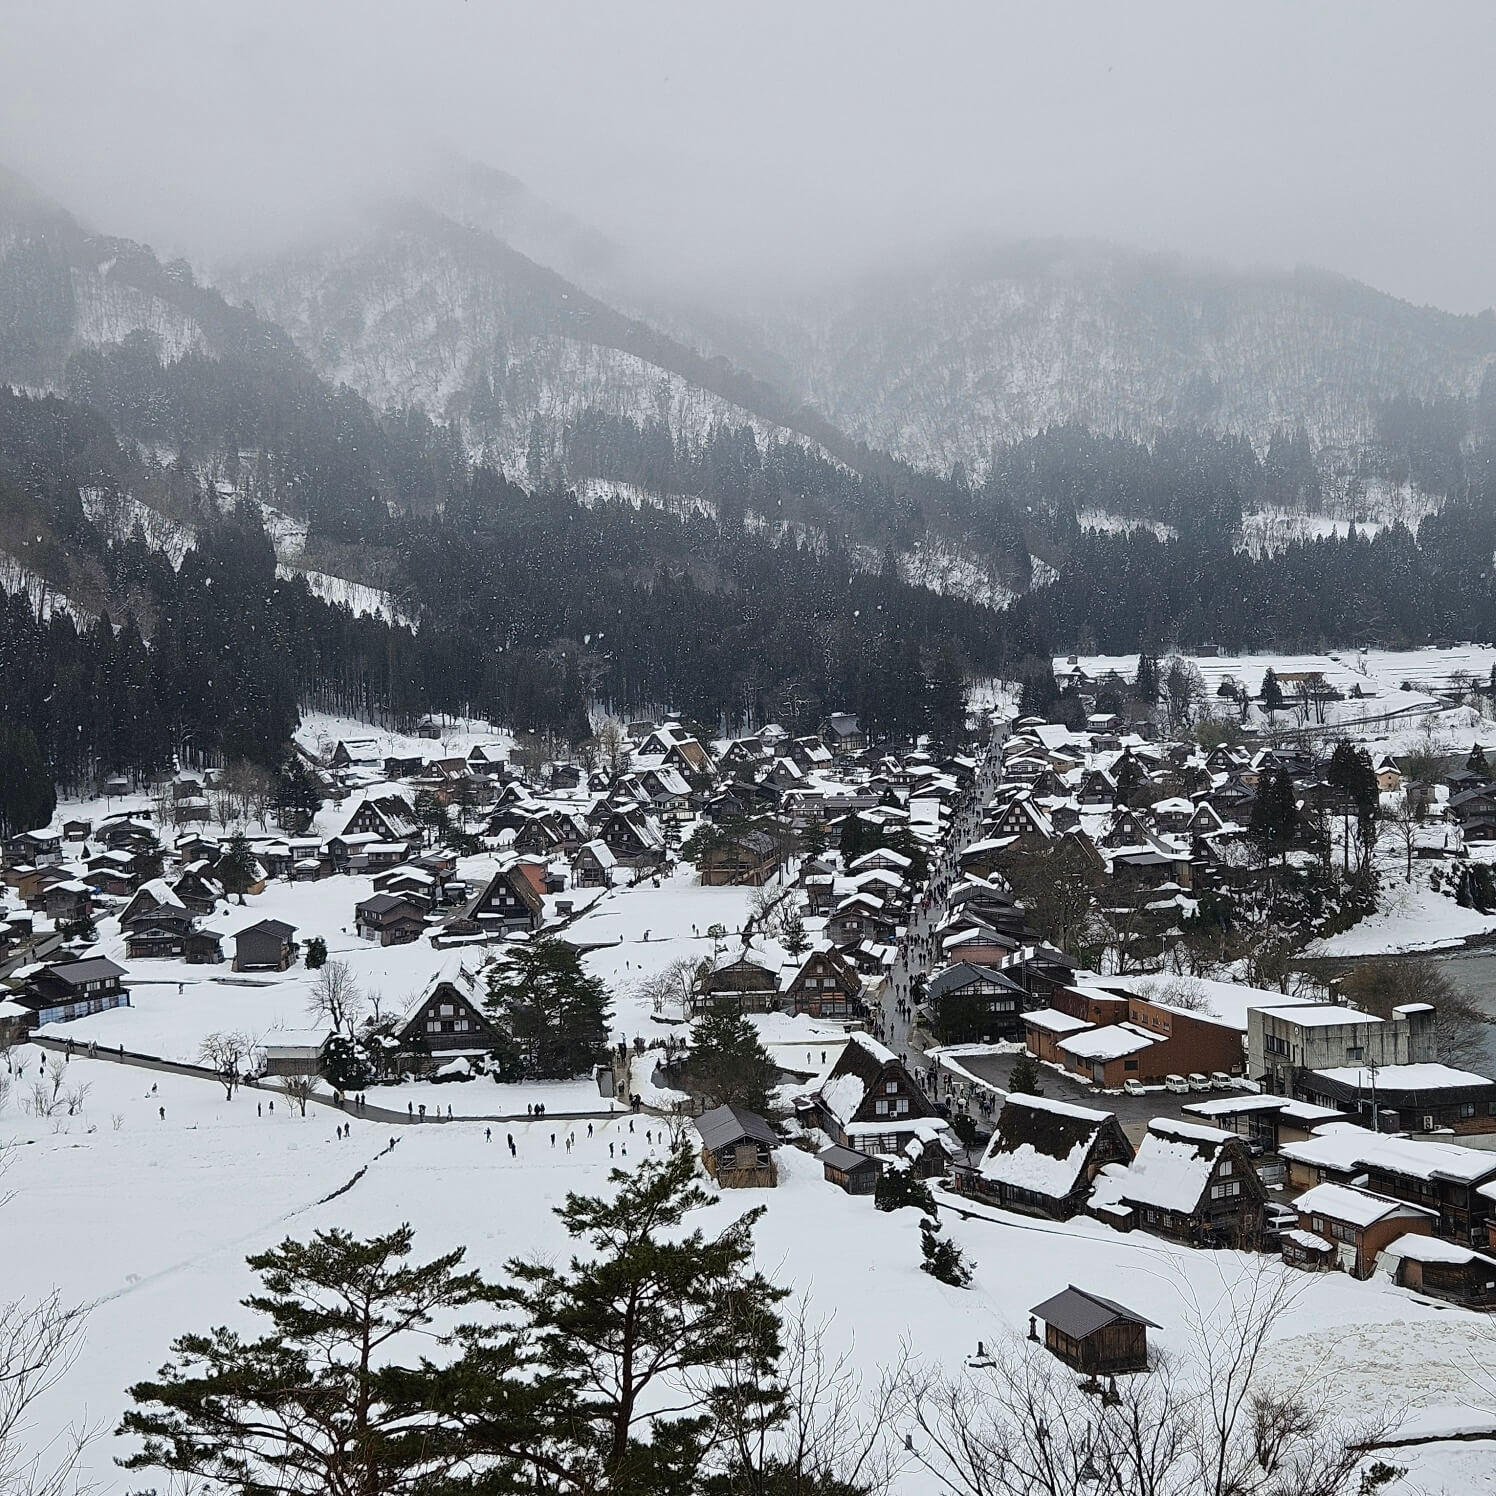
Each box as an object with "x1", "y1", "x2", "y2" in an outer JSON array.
[
  {"x1": 1123, "y1": 1079, "x2": 1147, "y2": 1096},
  {"x1": 1187, "y1": 1073, "x2": 1211, "y2": 1092},
  {"x1": 1210, "y1": 1072, "x2": 1233, "y2": 1090},
  {"x1": 1262, "y1": 1204, "x2": 1298, "y2": 1248},
  {"x1": 1164, "y1": 1074, "x2": 1189, "y2": 1094}
]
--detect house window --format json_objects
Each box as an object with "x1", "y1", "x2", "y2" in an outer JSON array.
[
  {"x1": 1461, "y1": 1103, "x2": 1477, "y2": 1118},
  {"x1": 895, "y1": 1099, "x2": 909, "y2": 1117},
  {"x1": 1346, "y1": 1046, "x2": 1364, "y2": 1061},
  {"x1": 1210, "y1": 1181, "x2": 1241, "y2": 1201},
  {"x1": 874, "y1": 1099, "x2": 889, "y2": 1116},
  {"x1": 1219, "y1": 1159, "x2": 1232, "y2": 1177},
  {"x1": 886, "y1": 1081, "x2": 898, "y2": 1094},
  {"x1": 440, "y1": 1004, "x2": 454, "y2": 1016},
  {"x1": 1124, "y1": 1059, "x2": 1139, "y2": 1071}
]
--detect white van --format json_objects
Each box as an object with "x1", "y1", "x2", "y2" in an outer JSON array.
[
  {"x1": 1164, "y1": 1074, "x2": 1189, "y2": 1094},
  {"x1": 1188, "y1": 1073, "x2": 1212, "y2": 1093}
]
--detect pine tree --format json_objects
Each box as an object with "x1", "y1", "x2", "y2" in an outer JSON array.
[
  {"x1": 484, "y1": 937, "x2": 612, "y2": 1079},
  {"x1": 1134, "y1": 651, "x2": 1159, "y2": 705},
  {"x1": 304, "y1": 935, "x2": 328, "y2": 970},
  {"x1": 216, "y1": 833, "x2": 258, "y2": 903},
  {"x1": 0, "y1": 723, "x2": 56, "y2": 839},
  {"x1": 779, "y1": 905, "x2": 809, "y2": 959},
  {"x1": 497, "y1": 1145, "x2": 788, "y2": 1490},
  {"x1": 1007, "y1": 1054, "x2": 1043, "y2": 1095},
  {"x1": 119, "y1": 1227, "x2": 527, "y2": 1494},
  {"x1": 689, "y1": 1007, "x2": 779, "y2": 1115},
  {"x1": 1260, "y1": 668, "x2": 1285, "y2": 716},
  {"x1": 874, "y1": 1167, "x2": 937, "y2": 1217},
  {"x1": 926, "y1": 642, "x2": 967, "y2": 748}
]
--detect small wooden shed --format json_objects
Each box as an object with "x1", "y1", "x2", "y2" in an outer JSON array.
[
  {"x1": 1030, "y1": 1285, "x2": 1158, "y2": 1375},
  {"x1": 696, "y1": 1105, "x2": 779, "y2": 1188},
  {"x1": 818, "y1": 1144, "x2": 883, "y2": 1195}
]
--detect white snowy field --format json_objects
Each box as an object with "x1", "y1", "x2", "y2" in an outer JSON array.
[{"x1": 2, "y1": 1041, "x2": 1491, "y2": 1496}]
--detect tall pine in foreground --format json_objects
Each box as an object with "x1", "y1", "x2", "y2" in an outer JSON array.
[
  {"x1": 117, "y1": 1226, "x2": 533, "y2": 1495},
  {"x1": 494, "y1": 1145, "x2": 788, "y2": 1492},
  {"x1": 484, "y1": 937, "x2": 611, "y2": 1079}
]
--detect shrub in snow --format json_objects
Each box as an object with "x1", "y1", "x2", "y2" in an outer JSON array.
[
  {"x1": 875, "y1": 1168, "x2": 936, "y2": 1218},
  {"x1": 919, "y1": 1218, "x2": 973, "y2": 1288}
]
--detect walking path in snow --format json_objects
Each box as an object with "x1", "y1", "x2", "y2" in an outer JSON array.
[{"x1": 28, "y1": 1034, "x2": 636, "y2": 1126}]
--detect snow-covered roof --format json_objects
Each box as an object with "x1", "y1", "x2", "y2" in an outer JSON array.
[
  {"x1": 1283, "y1": 1228, "x2": 1333, "y2": 1253},
  {"x1": 1257, "y1": 1004, "x2": 1383, "y2": 1028},
  {"x1": 1312, "y1": 1063, "x2": 1496, "y2": 1092},
  {"x1": 1057, "y1": 1023, "x2": 1155, "y2": 1061},
  {"x1": 1092, "y1": 1118, "x2": 1232, "y2": 1214},
  {"x1": 1021, "y1": 1007, "x2": 1093, "y2": 1036},
  {"x1": 1282, "y1": 1122, "x2": 1496, "y2": 1185},
  {"x1": 977, "y1": 1093, "x2": 1120, "y2": 1197},
  {"x1": 1378, "y1": 1233, "x2": 1496, "y2": 1269},
  {"x1": 1184, "y1": 1094, "x2": 1341, "y2": 1124},
  {"x1": 1294, "y1": 1182, "x2": 1435, "y2": 1228}
]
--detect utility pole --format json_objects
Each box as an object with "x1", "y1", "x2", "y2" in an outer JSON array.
[{"x1": 1366, "y1": 1055, "x2": 1380, "y2": 1133}]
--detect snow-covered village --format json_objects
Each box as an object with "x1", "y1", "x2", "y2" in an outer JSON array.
[
  {"x1": 3, "y1": 659, "x2": 1496, "y2": 1492},
  {"x1": 6, "y1": 5, "x2": 1496, "y2": 1494}
]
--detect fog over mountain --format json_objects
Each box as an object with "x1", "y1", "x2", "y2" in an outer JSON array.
[{"x1": 2, "y1": 0, "x2": 1493, "y2": 314}]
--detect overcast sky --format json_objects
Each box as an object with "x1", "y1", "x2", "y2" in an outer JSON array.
[{"x1": 3, "y1": 0, "x2": 1493, "y2": 310}]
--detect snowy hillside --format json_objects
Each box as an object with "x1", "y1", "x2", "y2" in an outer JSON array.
[
  {"x1": 218, "y1": 215, "x2": 841, "y2": 476},
  {"x1": 731, "y1": 247, "x2": 1496, "y2": 472}
]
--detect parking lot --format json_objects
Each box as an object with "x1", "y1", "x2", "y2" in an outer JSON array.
[{"x1": 950, "y1": 1049, "x2": 1248, "y2": 1143}]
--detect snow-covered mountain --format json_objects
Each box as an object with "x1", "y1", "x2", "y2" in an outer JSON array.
[
  {"x1": 215, "y1": 206, "x2": 854, "y2": 477},
  {"x1": 718, "y1": 242, "x2": 1496, "y2": 471}
]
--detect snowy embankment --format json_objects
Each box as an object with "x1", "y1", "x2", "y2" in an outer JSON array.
[{"x1": 3, "y1": 1038, "x2": 1491, "y2": 1495}]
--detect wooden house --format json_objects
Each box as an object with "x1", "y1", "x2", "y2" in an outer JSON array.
[
  {"x1": 818, "y1": 1144, "x2": 883, "y2": 1195},
  {"x1": 1091, "y1": 1118, "x2": 1265, "y2": 1248},
  {"x1": 341, "y1": 794, "x2": 421, "y2": 846},
  {"x1": 571, "y1": 839, "x2": 617, "y2": 888},
  {"x1": 696, "y1": 1105, "x2": 778, "y2": 1188},
  {"x1": 693, "y1": 947, "x2": 780, "y2": 1015},
  {"x1": 1029, "y1": 1286, "x2": 1157, "y2": 1375},
  {"x1": 697, "y1": 829, "x2": 782, "y2": 886},
  {"x1": 1290, "y1": 1182, "x2": 1436, "y2": 1279},
  {"x1": 781, "y1": 946, "x2": 862, "y2": 1019},
  {"x1": 233, "y1": 919, "x2": 298, "y2": 972},
  {"x1": 596, "y1": 809, "x2": 668, "y2": 870},
  {"x1": 16, "y1": 957, "x2": 129, "y2": 1025},
  {"x1": 388, "y1": 965, "x2": 503, "y2": 1061},
  {"x1": 957, "y1": 1093, "x2": 1133, "y2": 1219},
  {"x1": 355, "y1": 893, "x2": 429, "y2": 946},
  {"x1": 1380, "y1": 1234, "x2": 1496, "y2": 1308},
  {"x1": 924, "y1": 960, "x2": 1028, "y2": 1041},
  {"x1": 445, "y1": 864, "x2": 545, "y2": 937},
  {"x1": 797, "y1": 1033, "x2": 950, "y2": 1173}
]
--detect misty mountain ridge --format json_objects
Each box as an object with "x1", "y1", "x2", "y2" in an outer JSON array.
[
  {"x1": 8, "y1": 155, "x2": 1496, "y2": 503},
  {"x1": 209, "y1": 166, "x2": 1496, "y2": 486}
]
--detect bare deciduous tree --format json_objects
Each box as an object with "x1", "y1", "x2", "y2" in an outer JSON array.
[
  {"x1": 708, "y1": 1300, "x2": 908, "y2": 1495},
  {"x1": 280, "y1": 1074, "x2": 318, "y2": 1117},
  {"x1": 633, "y1": 957, "x2": 702, "y2": 1021},
  {"x1": 199, "y1": 1031, "x2": 253, "y2": 1100},
  {"x1": 306, "y1": 960, "x2": 365, "y2": 1037}
]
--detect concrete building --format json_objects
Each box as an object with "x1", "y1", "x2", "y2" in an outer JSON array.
[{"x1": 1248, "y1": 1003, "x2": 1436, "y2": 1095}]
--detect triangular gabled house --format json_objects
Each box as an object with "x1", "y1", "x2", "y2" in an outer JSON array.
[
  {"x1": 388, "y1": 961, "x2": 504, "y2": 1064},
  {"x1": 959, "y1": 1093, "x2": 1133, "y2": 1219},
  {"x1": 1090, "y1": 1117, "x2": 1265, "y2": 1248},
  {"x1": 445, "y1": 863, "x2": 545, "y2": 937},
  {"x1": 796, "y1": 1033, "x2": 951, "y2": 1175}
]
